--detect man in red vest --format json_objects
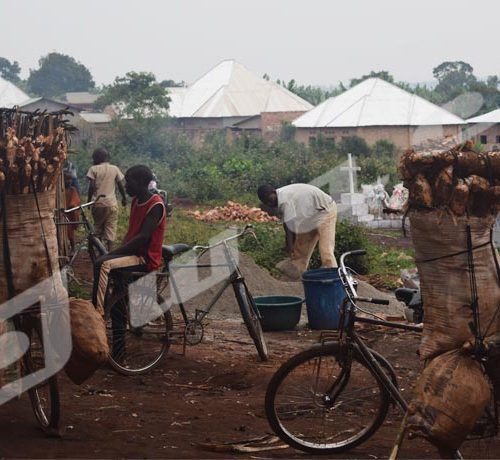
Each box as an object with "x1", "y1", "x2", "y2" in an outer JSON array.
[{"x1": 92, "y1": 165, "x2": 166, "y2": 316}]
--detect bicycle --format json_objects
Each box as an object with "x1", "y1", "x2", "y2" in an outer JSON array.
[
  {"x1": 8, "y1": 306, "x2": 60, "y2": 435},
  {"x1": 56, "y1": 195, "x2": 107, "y2": 283},
  {"x1": 105, "y1": 224, "x2": 269, "y2": 376},
  {"x1": 264, "y1": 249, "x2": 471, "y2": 457}
]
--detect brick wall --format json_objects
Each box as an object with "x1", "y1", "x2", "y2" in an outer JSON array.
[
  {"x1": 468, "y1": 123, "x2": 500, "y2": 150},
  {"x1": 295, "y1": 125, "x2": 462, "y2": 150},
  {"x1": 260, "y1": 111, "x2": 307, "y2": 142}
]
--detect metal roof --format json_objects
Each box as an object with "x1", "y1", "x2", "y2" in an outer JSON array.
[
  {"x1": 79, "y1": 112, "x2": 112, "y2": 123},
  {"x1": 0, "y1": 77, "x2": 29, "y2": 108},
  {"x1": 65, "y1": 92, "x2": 99, "y2": 105},
  {"x1": 293, "y1": 78, "x2": 465, "y2": 128},
  {"x1": 168, "y1": 60, "x2": 313, "y2": 118},
  {"x1": 467, "y1": 108, "x2": 500, "y2": 124}
]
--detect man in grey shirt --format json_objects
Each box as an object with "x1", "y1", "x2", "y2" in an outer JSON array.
[
  {"x1": 87, "y1": 148, "x2": 127, "y2": 251},
  {"x1": 258, "y1": 183, "x2": 337, "y2": 279}
]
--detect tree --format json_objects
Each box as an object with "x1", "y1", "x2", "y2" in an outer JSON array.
[
  {"x1": 159, "y1": 79, "x2": 185, "y2": 88},
  {"x1": 96, "y1": 71, "x2": 170, "y2": 118},
  {"x1": 27, "y1": 52, "x2": 95, "y2": 97},
  {"x1": 0, "y1": 57, "x2": 21, "y2": 83},
  {"x1": 432, "y1": 61, "x2": 477, "y2": 102},
  {"x1": 349, "y1": 71, "x2": 394, "y2": 87}
]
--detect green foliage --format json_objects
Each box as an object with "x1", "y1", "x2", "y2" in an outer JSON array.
[
  {"x1": 0, "y1": 57, "x2": 21, "y2": 83},
  {"x1": 96, "y1": 71, "x2": 170, "y2": 119},
  {"x1": 27, "y1": 52, "x2": 95, "y2": 97},
  {"x1": 338, "y1": 135, "x2": 370, "y2": 157},
  {"x1": 349, "y1": 70, "x2": 395, "y2": 87}
]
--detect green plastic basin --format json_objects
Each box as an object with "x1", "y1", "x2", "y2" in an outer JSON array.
[{"x1": 254, "y1": 296, "x2": 304, "y2": 331}]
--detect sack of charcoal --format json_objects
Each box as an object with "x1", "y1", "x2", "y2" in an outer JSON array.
[{"x1": 64, "y1": 298, "x2": 109, "y2": 385}]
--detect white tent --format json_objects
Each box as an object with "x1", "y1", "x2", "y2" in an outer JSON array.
[
  {"x1": 0, "y1": 76, "x2": 29, "y2": 108},
  {"x1": 168, "y1": 60, "x2": 312, "y2": 118},
  {"x1": 293, "y1": 78, "x2": 464, "y2": 128}
]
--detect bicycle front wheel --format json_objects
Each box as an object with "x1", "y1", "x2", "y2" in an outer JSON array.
[
  {"x1": 265, "y1": 342, "x2": 390, "y2": 454},
  {"x1": 233, "y1": 282, "x2": 268, "y2": 361},
  {"x1": 107, "y1": 292, "x2": 172, "y2": 375},
  {"x1": 24, "y1": 325, "x2": 60, "y2": 434}
]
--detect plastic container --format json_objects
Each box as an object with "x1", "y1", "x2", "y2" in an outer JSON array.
[
  {"x1": 254, "y1": 296, "x2": 304, "y2": 331},
  {"x1": 302, "y1": 268, "x2": 346, "y2": 330}
]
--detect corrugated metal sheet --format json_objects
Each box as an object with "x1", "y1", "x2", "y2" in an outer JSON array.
[
  {"x1": 168, "y1": 60, "x2": 312, "y2": 118},
  {"x1": 66, "y1": 92, "x2": 99, "y2": 105},
  {"x1": 0, "y1": 77, "x2": 29, "y2": 108},
  {"x1": 293, "y1": 78, "x2": 465, "y2": 128},
  {"x1": 467, "y1": 108, "x2": 500, "y2": 124}
]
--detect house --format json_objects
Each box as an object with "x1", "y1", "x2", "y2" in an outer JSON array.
[
  {"x1": 0, "y1": 76, "x2": 29, "y2": 107},
  {"x1": 293, "y1": 78, "x2": 465, "y2": 150},
  {"x1": 467, "y1": 109, "x2": 500, "y2": 150},
  {"x1": 19, "y1": 97, "x2": 80, "y2": 117},
  {"x1": 167, "y1": 60, "x2": 312, "y2": 144}
]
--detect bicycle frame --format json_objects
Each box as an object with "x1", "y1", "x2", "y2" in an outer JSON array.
[{"x1": 167, "y1": 236, "x2": 245, "y2": 325}]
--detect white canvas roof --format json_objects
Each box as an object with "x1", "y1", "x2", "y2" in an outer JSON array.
[
  {"x1": 168, "y1": 60, "x2": 312, "y2": 118},
  {"x1": 0, "y1": 77, "x2": 29, "y2": 108},
  {"x1": 467, "y1": 108, "x2": 500, "y2": 124},
  {"x1": 293, "y1": 78, "x2": 464, "y2": 128}
]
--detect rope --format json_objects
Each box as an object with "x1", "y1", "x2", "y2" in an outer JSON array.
[
  {"x1": 0, "y1": 192, "x2": 16, "y2": 300},
  {"x1": 415, "y1": 241, "x2": 490, "y2": 264}
]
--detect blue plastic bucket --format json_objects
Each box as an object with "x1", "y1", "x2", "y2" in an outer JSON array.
[{"x1": 302, "y1": 268, "x2": 346, "y2": 330}]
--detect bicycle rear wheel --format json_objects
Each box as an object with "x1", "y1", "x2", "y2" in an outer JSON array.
[
  {"x1": 24, "y1": 325, "x2": 60, "y2": 434},
  {"x1": 233, "y1": 282, "x2": 268, "y2": 361},
  {"x1": 107, "y1": 292, "x2": 173, "y2": 375},
  {"x1": 265, "y1": 342, "x2": 390, "y2": 454}
]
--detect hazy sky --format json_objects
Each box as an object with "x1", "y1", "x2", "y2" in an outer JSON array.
[{"x1": 1, "y1": 0, "x2": 499, "y2": 87}]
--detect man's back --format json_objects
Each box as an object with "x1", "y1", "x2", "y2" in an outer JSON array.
[{"x1": 86, "y1": 163, "x2": 124, "y2": 207}]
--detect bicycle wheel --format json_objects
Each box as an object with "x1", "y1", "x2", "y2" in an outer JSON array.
[
  {"x1": 265, "y1": 342, "x2": 391, "y2": 454},
  {"x1": 24, "y1": 325, "x2": 60, "y2": 434},
  {"x1": 107, "y1": 292, "x2": 173, "y2": 375},
  {"x1": 233, "y1": 282, "x2": 268, "y2": 361}
]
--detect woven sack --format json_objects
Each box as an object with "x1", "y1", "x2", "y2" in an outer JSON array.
[{"x1": 64, "y1": 298, "x2": 109, "y2": 385}]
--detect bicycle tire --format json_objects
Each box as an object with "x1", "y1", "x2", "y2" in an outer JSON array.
[
  {"x1": 107, "y1": 292, "x2": 173, "y2": 375},
  {"x1": 24, "y1": 325, "x2": 61, "y2": 434},
  {"x1": 233, "y1": 282, "x2": 268, "y2": 361},
  {"x1": 265, "y1": 341, "x2": 391, "y2": 454}
]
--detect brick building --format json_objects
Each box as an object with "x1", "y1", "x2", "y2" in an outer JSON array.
[
  {"x1": 293, "y1": 78, "x2": 465, "y2": 150},
  {"x1": 166, "y1": 60, "x2": 312, "y2": 144},
  {"x1": 467, "y1": 108, "x2": 500, "y2": 150}
]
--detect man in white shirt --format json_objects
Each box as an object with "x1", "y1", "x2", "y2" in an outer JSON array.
[
  {"x1": 87, "y1": 148, "x2": 127, "y2": 251},
  {"x1": 258, "y1": 183, "x2": 337, "y2": 278}
]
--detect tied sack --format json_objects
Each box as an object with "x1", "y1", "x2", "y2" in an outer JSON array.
[
  {"x1": 409, "y1": 210, "x2": 500, "y2": 360},
  {"x1": 65, "y1": 298, "x2": 109, "y2": 385},
  {"x1": 407, "y1": 349, "x2": 491, "y2": 450}
]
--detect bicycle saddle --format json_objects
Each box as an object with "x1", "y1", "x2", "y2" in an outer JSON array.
[{"x1": 162, "y1": 243, "x2": 191, "y2": 262}]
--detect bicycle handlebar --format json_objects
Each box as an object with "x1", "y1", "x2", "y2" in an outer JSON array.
[
  {"x1": 192, "y1": 224, "x2": 256, "y2": 252},
  {"x1": 339, "y1": 249, "x2": 366, "y2": 272},
  {"x1": 63, "y1": 194, "x2": 106, "y2": 213}
]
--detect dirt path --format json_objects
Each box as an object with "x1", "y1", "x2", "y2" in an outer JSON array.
[{"x1": 1, "y1": 252, "x2": 498, "y2": 459}]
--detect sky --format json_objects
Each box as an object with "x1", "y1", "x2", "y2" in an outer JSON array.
[{"x1": 1, "y1": 0, "x2": 499, "y2": 88}]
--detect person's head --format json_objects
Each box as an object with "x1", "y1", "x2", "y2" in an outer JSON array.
[
  {"x1": 257, "y1": 184, "x2": 277, "y2": 207},
  {"x1": 92, "y1": 147, "x2": 109, "y2": 165},
  {"x1": 125, "y1": 165, "x2": 154, "y2": 197}
]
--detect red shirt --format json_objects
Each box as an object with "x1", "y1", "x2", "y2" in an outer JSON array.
[{"x1": 124, "y1": 194, "x2": 166, "y2": 271}]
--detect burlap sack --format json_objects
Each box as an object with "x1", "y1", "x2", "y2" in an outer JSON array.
[
  {"x1": 407, "y1": 349, "x2": 491, "y2": 450},
  {"x1": 409, "y1": 210, "x2": 500, "y2": 359},
  {"x1": 64, "y1": 298, "x2": 109, "y2": 385},
  {"x1": 0, "y1": 190, "x2": 67, "y2": 303}
]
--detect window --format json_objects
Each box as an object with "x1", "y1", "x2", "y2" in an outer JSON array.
[
  {"x1": 480, "y1": 135, "x2": 488, "y2": 144},
  {"x1": 496, "y1": 135, "x2": 500, "y2": 143}
]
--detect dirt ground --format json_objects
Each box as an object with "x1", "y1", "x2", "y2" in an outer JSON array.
[{"x1": 0, "y1": 253, "x2": 499, "y2": 459}]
